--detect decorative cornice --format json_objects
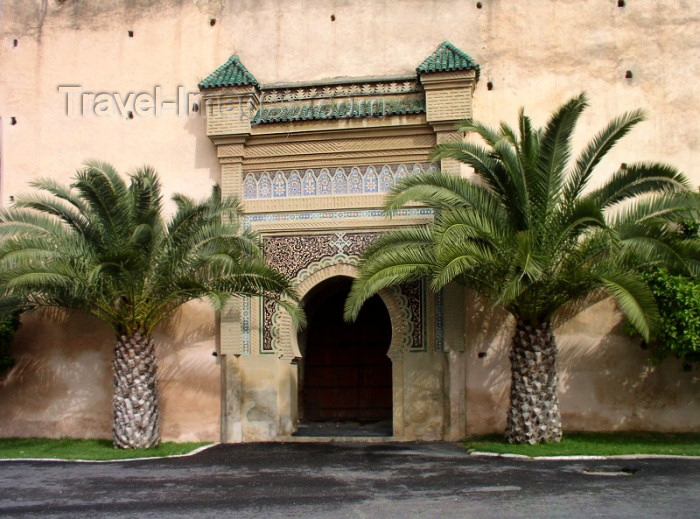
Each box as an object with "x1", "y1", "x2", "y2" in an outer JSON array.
[
  {"x1": 261, "y1": 80, "x2": 421, "y2": 103},
  {"x1": 200, "y1": 42, "x2": 479, "y2": 128}
]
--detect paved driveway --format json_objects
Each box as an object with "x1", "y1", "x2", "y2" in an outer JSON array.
[{"x1": 1, "y1": 442, "x2": 698, "y2": 518}]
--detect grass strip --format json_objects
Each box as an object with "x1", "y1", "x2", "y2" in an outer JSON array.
[
  {"x1": 463, "y1": 432, "x2": 700, "y2": 457},
  {"x1": 0, "y1": 437, "x2": 210, "y2": 461}
]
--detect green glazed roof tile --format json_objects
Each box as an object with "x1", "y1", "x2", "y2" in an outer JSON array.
[
  {"x1": 254, "y1": 98, "x2": 425, "y2": 124},
  {"x1": 199, "y1": 55, "x2": 259, "y2": 89},
  {"x1": 417, "y1": 41, "x2": 480, "y2": 78}
]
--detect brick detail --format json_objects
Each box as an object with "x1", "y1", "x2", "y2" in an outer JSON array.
[
  {"x1": 218, "y1": 144, "x2": 245, "y2": 158},
  {"x1": 435, "y1": 131, "x2": 463, "y2": 175},
  {"x1": 220, "y1": 299, "x2": 242, "y2": 355},
  {"x1": 220, "y1": 162, "x2": 243, "y2": 199},
  {"x1": 205, "y1": 92, "x2": 259, "y2": 136},
  {"x1": 425, "y1": 89, "x2": 471, "y2": 123}
]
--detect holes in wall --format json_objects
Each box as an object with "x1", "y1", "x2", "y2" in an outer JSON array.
[
  {"x1": 478, "y1": 351, "x2": 487, "y2": 358},
  {"x1": 12, "y1": 39, "x2": 18, "y2": 48},
  {"x1": 8, "y1": 196, "x2": 14, "y2": 203},
  {"x1": 476, "y1": 2, "x2": 483, "y2": 8},
  {"x1": 620, "y1": 163, "x2": 627, "y2": 170},
  {"x1": 486, "y1": 81, "x2": 493, "y2": 90},
  {"x1": 330, "y1": 14, "x2": 336, "y2": 21},
  {"x1": 209, "y1": 18, "x2": 216, "y2": 26},
  {"x1": 625, "y1": 70, "x2": 633, "y2": 79},
  {"x1": 192, "y1": 103, "x2": 199, "y2": 113},
  {"x1": 617, "y1": 0, "x2": 625, "y2": 7},
  {"x1": 127, "y1": 111, "x2": 134, "y2": 120},
  {"x1": 128, "y1": 30, "x2": 134, "y2": 38},
  {"x1": 10, "y1": 117, "x2": 17, "y2": 126}
]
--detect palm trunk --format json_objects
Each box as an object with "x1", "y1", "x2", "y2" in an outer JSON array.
[
  {"x1": 505, "y1": 320, "x2": 562, "y2": 444},
  {"x1": 112, "y1": 331, "x2": 161, "y2": 449}
]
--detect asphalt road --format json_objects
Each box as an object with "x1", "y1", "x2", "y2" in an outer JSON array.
[{"x1": 1, "y1": 442, "x2": 698, "y2": 518}]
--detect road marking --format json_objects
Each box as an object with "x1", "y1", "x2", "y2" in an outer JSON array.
[{"x1": 468, "y1": 486, "x2": 521, "y2": 492}]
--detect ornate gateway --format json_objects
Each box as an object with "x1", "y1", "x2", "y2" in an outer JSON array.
[{"x1": 200, "y1": 42, "x2": 476, "y2": 442}]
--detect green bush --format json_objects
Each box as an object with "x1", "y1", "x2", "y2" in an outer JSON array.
[
  {"x1": 0, "y1": 311, "x2": 20, "y2": 376},
  {"x1": 642, "y1": 268, "x2": 700, "y2": 369}
]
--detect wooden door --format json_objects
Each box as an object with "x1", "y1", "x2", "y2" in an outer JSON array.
[{"x1": 301, "y1": 277, "x2": 392, "y2": 422}]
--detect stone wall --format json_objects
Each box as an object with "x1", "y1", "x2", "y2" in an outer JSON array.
[
  {"x1": 0, "y1": 303, "x2": 220, "y2": 442},
  {"x1": 461, "y1": 294, "x2": 700, "y2": 436},
  {"x1": 0, "y1": 0, "x2": 698, "y2": 440}
]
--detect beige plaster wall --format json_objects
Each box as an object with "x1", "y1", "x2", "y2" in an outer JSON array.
[
  {"x1": 0, "y1": 302, "x2": 220, "y2": 442},
  {"x1": 0, "y1": 1, "x2": 698, "y2": 440},
  {"x1": 0, "y1": 0, "x2": 697, "y2": 204},
  {"x1": 463, "y1": 293, "x2": 700, "y2": 435}
]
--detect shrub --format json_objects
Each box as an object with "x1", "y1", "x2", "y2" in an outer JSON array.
[
  {"x1": 0, "y1": 311, "x2": 20, "y2": 377},
  {"x1": 641, "y1": 268, "x2": 700, "y2": 369}
]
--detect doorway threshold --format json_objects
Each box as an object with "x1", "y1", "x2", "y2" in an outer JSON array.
[
  {"x1": 292, "y1": 420, "x2": 393, "y2": 438},
  {"x1": 280, "y1": 435, "x2": 404, "y2": 443}
]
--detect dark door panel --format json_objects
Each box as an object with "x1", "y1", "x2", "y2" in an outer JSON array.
[{"x1": 301, "y1": 276, "x2": 392, "y2": 423}]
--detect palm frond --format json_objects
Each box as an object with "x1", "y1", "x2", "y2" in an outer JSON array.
[
  {"x1": 564, "y1": 109, "x2": 645, "y2": 203},
  {"x1": 0, "y1": 162, "x2": 300, "y2": 335},
  {"x1": 345, "y1": 243, "x2": 435, "y2": 321},
  {"x1": 350, "y1": 94, "x2": 694, "y2": 333},
  {"x1": 599, "y1": 271, "x2": 660, "y2": 341},
  {"x1": 431, "y1": 141, "x2": 515, "y2": 201},
  {"x1": 534, "y1": 93, "x2": 587, "y2": 220},
  {"x1": 589, "y1": 162, "x2": 690, "y2": 209}
]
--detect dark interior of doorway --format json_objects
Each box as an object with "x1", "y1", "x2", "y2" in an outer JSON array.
[{"x1": 296, "y1": 276, "x2": 392, "y2": 437}]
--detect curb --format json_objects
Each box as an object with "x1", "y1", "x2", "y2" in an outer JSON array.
[
  {"x1": 0, "y1": 442, "x2": 218, "y2": 463},
  {"x1": 468, "y1": 450, "x2": 700, "y2": 460}
]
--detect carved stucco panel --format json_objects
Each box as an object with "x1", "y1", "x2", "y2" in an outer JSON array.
[{"x1": 258, "y1": 232, "x2": 425, "y2": 356}]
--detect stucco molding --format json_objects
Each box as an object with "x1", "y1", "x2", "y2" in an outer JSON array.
[
  {"x1": 261, "y1": 80, "x2": 422, "y2": 103},
  {"x1": 274, "y1": 262, "x2": 410, "y2": 364},
  {"x1": 258, "y1": 232, "x2": 426, "y2": 358}
]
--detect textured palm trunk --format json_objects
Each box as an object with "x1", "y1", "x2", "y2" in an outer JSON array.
[
  {"x1": 505, "y1": 320, "x2": 562, "y2": 444},
  {"x1": 112, "y1": 331, "x2": 161, "y2": 449}
]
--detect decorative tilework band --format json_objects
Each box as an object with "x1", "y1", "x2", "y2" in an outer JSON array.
[{"x1": 243, "y1": 163, "x2": 437, "y2": 200}]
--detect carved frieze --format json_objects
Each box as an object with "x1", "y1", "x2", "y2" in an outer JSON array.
[
  {"x1": 261, "y1": 80, "x2": 421, "y2": 104},
  {"x1": 259, "y1": 232, "x2": 425, "y2": 352}
]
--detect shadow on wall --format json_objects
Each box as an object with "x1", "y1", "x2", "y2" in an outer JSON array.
[
  {"x1": 463, "y1": 292, "x2": 700, "y2": 436},
  {"x1": 0, "y1": 308, "x2": 113, "y2": 439},
  {"x1": 155, "y1": 301, "x2": 220, "y2": 442},
  {"x1": 0, "y1": 300, "x2": 221, "y2": 442},
  {"x1": 183, "y1": 110, "x2": 220, "y2": 185},
  {"x1": 463, "y1": 290, "x2": 512, "y2": 436},
  {"x1": 556, "y1": 297, "x2": 700, "y2": 432}
]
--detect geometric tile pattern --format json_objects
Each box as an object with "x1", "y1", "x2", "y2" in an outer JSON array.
[
  {"x1": 243, "y1": 163, "x2": 438, "y2": 200},
  {"x1": 243, "y1": 208, "x2": 434, "y2": 228}
]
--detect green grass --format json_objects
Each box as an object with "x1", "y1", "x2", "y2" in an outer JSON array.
[
  {"x1": 463, "y1": 432, "x2": 700, "y2": 457},
  {"x1": 0, "y1": 438, "x2": 211, "y2": 461}
]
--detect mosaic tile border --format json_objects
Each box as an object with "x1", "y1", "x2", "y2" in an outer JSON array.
[
  {"x1": 435, "y1": 289, "x2": 444, "y2": 352},
  {"x1": 243, "y1": 163, "x2": 438, "y2": 200},
  {"x1": 243, "y1": 207, "x2": 434, "y2": 228}
]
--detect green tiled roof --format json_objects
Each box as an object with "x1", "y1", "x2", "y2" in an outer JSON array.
[
  {"x1": 417, "y1": 41, "x2": 480, "y2": 78},
  {"x1": 254, "y1": 98, "x2": 425, "y2": 124},
  {"x1": 198, "y1": 55, "x2": 259, "y2": 89}
]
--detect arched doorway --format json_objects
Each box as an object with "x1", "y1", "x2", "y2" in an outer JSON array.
[{"x1": 298, "y1": 276, "x2": 393, "y2": 425}]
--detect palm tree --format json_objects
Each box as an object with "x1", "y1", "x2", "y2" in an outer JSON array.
[
  {"x1": 345, "y1": 94, "x2": 699, "y2": 444},
  {"x1": 0, "y1": 162, "x2": 301, "y2": 449}
]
